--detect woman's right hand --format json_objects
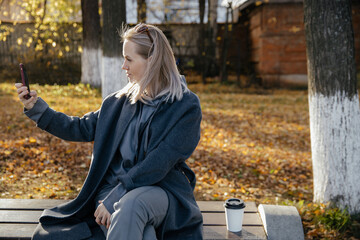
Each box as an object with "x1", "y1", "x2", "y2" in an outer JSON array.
[{"x1": 15, "y1": 83, "x2": 38, "y2": 110}]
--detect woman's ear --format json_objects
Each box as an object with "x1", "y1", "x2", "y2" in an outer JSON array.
[{"x1": 147, "y1": 55, "x2": 152, "y2": 62}]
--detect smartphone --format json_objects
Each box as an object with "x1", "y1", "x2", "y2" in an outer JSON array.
[{"x1": 19, "y1": 63, "x2": 31, "y2": 100}]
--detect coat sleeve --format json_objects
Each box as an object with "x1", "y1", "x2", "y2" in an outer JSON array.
[
  {"x1": 102, "y1": 183, "x2": 127, "y2": 214},
  {"x1": 117, "y1": 97, "x2": 202, "y2": 191},
  {"x1": 25, "y1": 97, "x2": 99, "y2": 142}
]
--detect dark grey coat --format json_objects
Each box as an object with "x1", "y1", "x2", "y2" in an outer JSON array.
[{"x1": 26, "y1": 89, "x2": 203, "y2": 240}]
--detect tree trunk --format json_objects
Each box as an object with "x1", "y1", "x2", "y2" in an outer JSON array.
[
  {"x1": 137, "y1": 0, "x2": 147, "y2": 23},
  {"x1": 220, "y1": 5, "x2": 233, "y2": 83},
  {"x1": 81, "y1": 0, "x2": 101, "y2": 88},
  {"x1": 101, "y1": 0, "x2": 127, "y2": 98},
  {"x1": 304, "y1": 0, "x2": 360, "y2": 214},
  {"x1": 199, "y1": 0, "x2": 205, "y2": 24},
  {"x1": 207, "y1": 0, "x2": 217, "y2": 46},
  {"x1": 199, "y1": 0, "x2": 206, "y2": 83},
  {"x1": 203, "y1": 0, "x2": 218, "y2": 81}
]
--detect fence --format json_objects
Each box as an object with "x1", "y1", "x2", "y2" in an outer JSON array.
[
  {"x1": 0, "y1": 22, "x2": 82, "y2": 84},
  {"x1": 0, "y1": 22, "x2": 246, "y2": 85}
]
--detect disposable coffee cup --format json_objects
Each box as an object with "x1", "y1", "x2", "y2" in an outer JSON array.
[{"x1": 224, "y1": 198, "x2": 246, "y2": 232}]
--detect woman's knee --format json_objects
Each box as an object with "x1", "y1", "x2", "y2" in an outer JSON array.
[
  {"x1": 112, "y1": 186, "x2": 168, "y2": 225},
  {"x1": 113, "y1": 187, "x2": 152, "y2": 215}
]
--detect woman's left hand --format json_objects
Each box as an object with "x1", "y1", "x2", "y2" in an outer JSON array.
[{"x1": 94, "y1": 201, "x2": 111, "y2": 229}]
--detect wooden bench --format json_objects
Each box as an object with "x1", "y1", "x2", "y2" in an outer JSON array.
[{"x1": 0, "y1": 199, "x2": 267, "y2": 240}]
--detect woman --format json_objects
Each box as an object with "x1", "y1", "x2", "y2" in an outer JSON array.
[{"x1": 15, "y1": 23, "x2": 203, "y2": 240}]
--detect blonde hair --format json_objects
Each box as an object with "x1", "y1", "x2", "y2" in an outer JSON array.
[{"x1": 116, "y1": 23, "x2": 188, "y2": 103}]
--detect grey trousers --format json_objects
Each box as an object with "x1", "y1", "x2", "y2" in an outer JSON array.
[{"x1": 95, "y1": 186, "x2": 169, "y2": 240}]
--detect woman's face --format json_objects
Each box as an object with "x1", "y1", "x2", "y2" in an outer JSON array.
[{"x1": 122, "y1": 40, "x2": 148, "y2": 83}]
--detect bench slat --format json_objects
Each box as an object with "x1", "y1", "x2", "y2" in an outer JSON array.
[
  {"x1": 0, "y1": 224, "x2": 266, "y2": 240},
  {"x1": 0, "y1": 224, "x2": 37, "y2": 239},
  {"x1": 0, "y1": 211, "x2": 42, "y2": 224},
  {"x1": 198, "y1": 201, "x2": 257, "y2": 213},
  {"x1": 0, "y1": 199, "x2": 258, "y2": 213},
  {"x1": 0, "y1": 211, "x2": 262, "y2": 226},
  {"x1": 203, "y1": 226, "x2": 267, "y2": 240},
  {"x1": 0, "y1": 199, "x2": 68, "y2": 210},
  {"x1": 203, "y1": 212, "x2": 262, "y2": 226}
]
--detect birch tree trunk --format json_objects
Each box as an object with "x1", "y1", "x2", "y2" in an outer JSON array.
[
  {"x1": 304, "y1": 0, "x2": 360, "y2": 214},
  {"x1": 101, "y1": 0, "x2": 127, "y2": 98},
  {"x1": 81, "y1": 0, "x2": 101, "y2": 87}
]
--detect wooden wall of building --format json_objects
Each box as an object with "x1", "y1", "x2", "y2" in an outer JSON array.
[{"x1": 241, "y1": 1, "x2": 360, "y2": 87}]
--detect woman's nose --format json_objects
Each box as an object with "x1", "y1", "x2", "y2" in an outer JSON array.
[{"x1": 122, "y1": 62, "x2": 128, "y2": 70}]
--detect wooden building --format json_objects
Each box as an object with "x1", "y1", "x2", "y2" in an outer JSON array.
[{"x1": 232, "y1": 0, "x2": 360, "y2": 87}]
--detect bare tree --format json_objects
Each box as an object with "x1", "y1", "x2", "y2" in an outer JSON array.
[
  {"x1": 81, "y1": 0, "x2": 101, "y2": 87},
  {"x1": 304, "y1": 0, "x2": 360, "y2": 214}
]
